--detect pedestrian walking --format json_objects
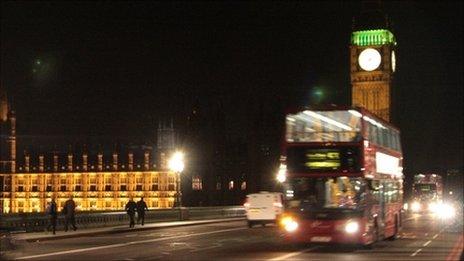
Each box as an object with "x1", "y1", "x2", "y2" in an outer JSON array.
[
  {"x1": 136, "y1": 197, "x2": 149, "y2": 226},
  {"x1": 63, "y1": 196, "x2": 77, "y2": 232},
  {"x1": 46, "y1": 198, "x2": 58, "y2": 234},
  {"x1": 125, "y1": 197, "x2": 137, "y2": 228}
]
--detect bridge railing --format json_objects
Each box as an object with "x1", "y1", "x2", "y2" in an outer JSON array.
[{"x1": 0, "y1": 206, "x2": 245, "y2": 232}]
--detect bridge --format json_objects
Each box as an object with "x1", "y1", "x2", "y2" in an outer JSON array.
[{"x1": 1, "y1": 207, "x2": 463, "y2": 260}]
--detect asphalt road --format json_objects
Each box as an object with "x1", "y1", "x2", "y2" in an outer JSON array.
[{"x1": 3, "y1": 213, "x2": 463, "y2": 261}]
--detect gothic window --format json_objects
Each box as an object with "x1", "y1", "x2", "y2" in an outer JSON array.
[
  {"x1": 16, "y1": 178, "x2": 24, "y2": 192},
  {"x1": 168, "y1": 175, "x2": 175, "y2": 191},
  {"x1": 152, "y1": 176, "x2": 159, "y2": 191},
  {"x1": 229, "y1": 180, "x2": 234, "y2": 190},
  {"x1": 105, "y1": 176, "x2": 112, "y2": 191},
  {"x1": 31, "y1": 177, "x2": 38, "y2": 192},
  {"x1": 192, "y1": 176, "x2": 202, "y2": 191}
]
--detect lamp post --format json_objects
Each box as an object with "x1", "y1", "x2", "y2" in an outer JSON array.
[{"x1": 168, "y1": 151, "x2": 184, "y2": 208}]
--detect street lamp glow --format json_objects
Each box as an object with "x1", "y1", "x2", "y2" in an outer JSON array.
[{"x1": 168, "y1": 152, "x2": 184, "y2": 173}]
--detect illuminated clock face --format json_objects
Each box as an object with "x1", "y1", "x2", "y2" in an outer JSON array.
[
  {"x1": 391, "y1": 51, "x2": 396, "y2": 72},
  {"x1": 358, "y1": 48, "x2": 381, "y2": 71}
]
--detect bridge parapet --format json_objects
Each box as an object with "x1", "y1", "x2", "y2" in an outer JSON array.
[{"x1": 0, "y1": 206, "x2": 245, "y2": 232}]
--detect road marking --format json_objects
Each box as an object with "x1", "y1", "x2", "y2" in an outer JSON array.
[
  {"x1": 15, "y1": 227, "x2": 247, "y2": 260},
  {"x1": 189, "y1": 244, "x2": 222, "y2": 253},
  {"x1": 423, "y1": 240, "x2": 431, "y2": 247},
  {"x1": 268, "y1": 246, "x2": 320, "y2": 261},
  {"x1": 411, "y1": 248, "x2": 422, "y2": 257}
]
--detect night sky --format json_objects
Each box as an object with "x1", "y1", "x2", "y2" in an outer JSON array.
[{"x1": 1, "y1": 1, "x2": 462, "y2": 176}]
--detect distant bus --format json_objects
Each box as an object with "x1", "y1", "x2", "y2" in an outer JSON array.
[
  {"x1": 278, "y1": 106, "x2": 403, "y2": 246},
  {"x1": 409, "y1": 173, "x2": 443, "y2": 213}
]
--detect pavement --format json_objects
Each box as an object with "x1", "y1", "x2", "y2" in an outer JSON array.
[{"x1": 11, "y1": 217, "x2": 246, "y2": 242}]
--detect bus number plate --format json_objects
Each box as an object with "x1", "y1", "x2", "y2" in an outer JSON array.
[{"x1": 311, "y1": 236, "x2": 331, "y2": 242}]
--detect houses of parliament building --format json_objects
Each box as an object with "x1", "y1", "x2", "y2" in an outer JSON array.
[{"x1": 0, "y1": 87, "x2": 178, "y2": 213}]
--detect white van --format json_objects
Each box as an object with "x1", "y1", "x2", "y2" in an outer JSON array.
[{"x1": 244, "y1": 191, "x2": 284, "y2": 228}]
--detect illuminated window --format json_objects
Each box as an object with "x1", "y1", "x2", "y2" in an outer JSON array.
[
  {"x1": 120, "y1": 176, "x2": 127, "y2": 191},
  {"x1": 229, "y1": 181, "x2": 234, "y2": 190},
  {"x1": 17, "y1": 178, "x2": 24, "y2": 192},
  {"x1": 31, "y1": 178, "x2": 38, "y2": 192},
  {"x1": 192, "y1": 176, "x2": 202, "y2": 190},
  {"x1": 241, "y1": 181, "x2": 246, "y2": 190},
  {"x1": 168, "y1": 175, "x2": 175, "y2": 191},
  {"x1": 46, "y1": 177, "x2": 53, "y2": 192},
  {"x1": 151, "y1": 177, "x2": 159, "y2": 191},
  {"x1": 105, "y1": 176, "x2": 112, "y2": 191},
  {"x1": 136, "y1": 176, "x2": 143, "y2": 191},
  {"x1": 89, "y1": 176, "x2": 97, "y2": 191},
  {"x1": 216, "y1": 181, "x2": 221, "y2": 190}
]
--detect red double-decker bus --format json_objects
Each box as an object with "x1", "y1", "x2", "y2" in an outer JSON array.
[{"x1": 278, "y1": 106, "x2": 403, "y2": 246}]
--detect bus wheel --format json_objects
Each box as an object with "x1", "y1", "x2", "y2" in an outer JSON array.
[{"x1": 247, "y1": 221, "x2": 253, "y2": 228}]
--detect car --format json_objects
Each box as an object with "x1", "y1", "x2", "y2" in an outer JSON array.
[{"x1": 244, "y1": 191, "x2": 284, "y2": 228}]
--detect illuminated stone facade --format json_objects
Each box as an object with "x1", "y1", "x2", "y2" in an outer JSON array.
[
  {"x1": 0, "y1": 170, "x2": 177, "y2": 213},
  {"x1": 350, "y1": 5, "x2": 396, "y2": 122}
]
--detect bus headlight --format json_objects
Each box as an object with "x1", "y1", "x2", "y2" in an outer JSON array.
[
  {"x1": 281, "y1": 216, "x2": 298, "y2": 232},
  {"x1": 345, "y1": 221, "x2": 359, "y2": 234},
  {"x1": 411, "y1": 201, "x2": 421, "y2": 212}
]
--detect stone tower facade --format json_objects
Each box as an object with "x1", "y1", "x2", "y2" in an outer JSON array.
[{"x1": 350, "y1": 1, "x2": 396, "y2": 122}]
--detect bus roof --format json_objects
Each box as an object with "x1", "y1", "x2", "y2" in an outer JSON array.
[{"x1": 285, "y1": 105, "x2": 400, "y2": 132}]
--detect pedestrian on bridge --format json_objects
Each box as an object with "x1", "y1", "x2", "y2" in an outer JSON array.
[
  {"x1": 136, "y1": 197, "x2": 149, "y2": 226},
  {"x1": 125, "y1": 198, "x2": 137, "y2": 228},
  {"x1": 46, "y1": 198, "x2": 58, "y2": 235},
  {"x1": 63, "y1": 196, "x2": 77, "y2": 232}
]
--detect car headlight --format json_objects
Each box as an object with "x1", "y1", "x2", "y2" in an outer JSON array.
[
  {"x1": 345, "y1": 221, "x2": 359, "y2": 234},
  {"x1": 436, "y1": 203, "x2": 456, "y2": 219},
  {"x1": 280, "y1": 216, "x2": 298, "y2": 232},
  {"x1": 411, "y1": 201, "x2": 421, "y2": 212}
]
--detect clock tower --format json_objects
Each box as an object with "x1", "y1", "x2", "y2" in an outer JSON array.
[{"x1": 350, "y1": 1, "x2": 396, "y2": 122}]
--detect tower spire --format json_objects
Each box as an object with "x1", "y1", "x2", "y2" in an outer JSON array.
[{"x1": 353, "y1": 0, "x2": 388, "y2": 31}]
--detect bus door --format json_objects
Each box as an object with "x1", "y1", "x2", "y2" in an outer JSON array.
[{"x1": 380, "y1": 182, "x2": 386, "y2": 227}]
